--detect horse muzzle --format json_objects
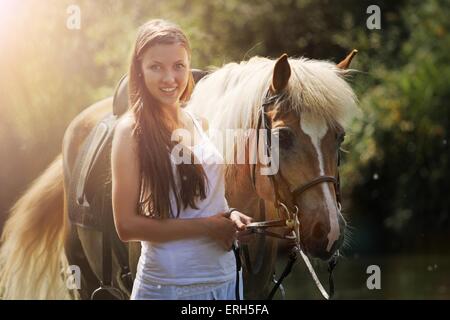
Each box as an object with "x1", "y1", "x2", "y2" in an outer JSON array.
[{"x1": 302, "y1": 212, "x2": 346, "y2": 261}]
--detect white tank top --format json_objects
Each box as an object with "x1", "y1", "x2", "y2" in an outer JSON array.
[{"x1": 136, "y1": 110, "x2": 235, "y2": 285}]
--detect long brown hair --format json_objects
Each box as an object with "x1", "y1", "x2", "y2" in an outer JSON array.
[{"x1": 128, "y1": 19, "x2": 207, "y2": 219}]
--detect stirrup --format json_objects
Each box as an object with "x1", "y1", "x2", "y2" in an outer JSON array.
[{"x1": 91, "y1": 285, "x2": 125, "y2": 300}]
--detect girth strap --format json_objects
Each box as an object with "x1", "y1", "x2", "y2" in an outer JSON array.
[
  {"x1": 102, "y1": 182, "x2": 112, "y2": 287},
  {"x1": 91, "y1": 181, "x2": 126, "y2": 300}
]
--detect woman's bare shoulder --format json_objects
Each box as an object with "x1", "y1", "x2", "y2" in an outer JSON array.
[
  {"x1": 116, "y1": 112, "x2": 136, "y2": 131},
  {"x1": 113, "y1": 112, "x2": 138, "y2": 151}
]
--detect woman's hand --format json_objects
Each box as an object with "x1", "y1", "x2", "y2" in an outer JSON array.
[
  {"x1": 207, "y1": 210, "x2": 255, "y2": 250},
  {"x1": 228, "y1": 210, "x2": 253, "y2": 231},
  {"x1": 229, "y1": 210, "x2": 255, "y2": 245},
  {"x1": 207, "y1": 212, "x2": 239, "y2": 251}
]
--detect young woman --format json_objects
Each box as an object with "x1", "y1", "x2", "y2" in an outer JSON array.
[{"x1": 111, "y1": 19, "x2": 252, "y2": 300}]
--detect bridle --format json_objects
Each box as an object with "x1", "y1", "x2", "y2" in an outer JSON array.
[{"x1": 242, "y1": 89, "x2": 343, "y2": 300}]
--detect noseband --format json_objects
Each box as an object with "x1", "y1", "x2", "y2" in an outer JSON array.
[{"x1": 243, "y1": 90, "x2": 342, "y2": 300}]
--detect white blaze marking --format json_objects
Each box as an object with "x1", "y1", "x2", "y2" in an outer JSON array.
[{"x1": 300, "y1": 114, "x2": 340, "y2": 252}]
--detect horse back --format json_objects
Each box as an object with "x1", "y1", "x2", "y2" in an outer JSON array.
[{"x1": 63, "y1": 97, "x2": 113, "y2": 177}]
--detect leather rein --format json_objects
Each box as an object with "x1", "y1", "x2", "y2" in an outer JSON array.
[{"x1": 242, "y1": 90, "x2": 342, "y2": 300}]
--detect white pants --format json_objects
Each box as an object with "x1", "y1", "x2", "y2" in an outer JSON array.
[{"x1": 130, "y1": 271, "x2": 243, "y2": 300}]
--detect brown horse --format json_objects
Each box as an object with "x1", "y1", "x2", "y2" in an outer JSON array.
[{"x1": 0, "y1": 51, "x2": 358, "y2": 299}]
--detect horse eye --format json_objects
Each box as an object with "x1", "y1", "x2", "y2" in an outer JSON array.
[
  {"x1": 277, "y1": 128, "x2": 294, "y2": 150},
  {"x1": 337, "y1": 132, "x2": 346, "y2": 144}
]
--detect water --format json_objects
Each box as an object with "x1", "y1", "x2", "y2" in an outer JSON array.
[{"x1": 273, "y1": 253, "x2": 450, "y2": 299}]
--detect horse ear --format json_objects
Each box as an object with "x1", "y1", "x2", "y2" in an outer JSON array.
[
  {"x1": 271, "y1": 53, "x2": 291, "y2": 93},
  {"x1": 337, "y1": 49, "x2": 358, "y2": 69}
]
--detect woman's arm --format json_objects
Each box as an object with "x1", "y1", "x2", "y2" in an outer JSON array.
[{"x1": 111, "y1": 114, "x2": 237, "y2": 249}]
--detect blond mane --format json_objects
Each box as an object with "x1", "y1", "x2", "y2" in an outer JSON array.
[{"x1": 187, "y1": 56, "x2": 358, "y2": 135}]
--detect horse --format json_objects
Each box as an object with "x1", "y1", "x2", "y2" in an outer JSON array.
[{"x1": 0, "y1": 51, "x2": 358, "y2": 299}]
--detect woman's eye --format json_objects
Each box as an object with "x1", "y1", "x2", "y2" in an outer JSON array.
[
  {"x1": 175, "y1": 63, "x2": 185, "y2": 70},
  {"x1": 150, "y1": 65, "x2": 161, "y2": 71}
]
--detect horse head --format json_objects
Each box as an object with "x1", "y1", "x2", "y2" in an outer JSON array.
[{"x1": 253, "y1": 50, "x2": 358, "y2": 261}]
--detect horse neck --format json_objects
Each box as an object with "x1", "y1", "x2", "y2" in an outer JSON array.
[{"x1": 224, "y1": 164, "x2": 259, "y2": 216}]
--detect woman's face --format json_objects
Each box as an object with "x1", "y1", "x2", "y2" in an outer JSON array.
[{"x1": 140, "y1": 43, "x2": 190, "y2": 109}]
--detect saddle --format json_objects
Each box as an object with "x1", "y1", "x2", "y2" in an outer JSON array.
[
  {"x1": 66, "y1": 70, "x2": 208, "y2": 298},
  {"x1": 67, "y1": 74, "x2": 127, "y2": 230}
]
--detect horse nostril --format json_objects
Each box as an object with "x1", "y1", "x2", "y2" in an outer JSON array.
[{"x1": 312, "y1": 222, "x2": 326, "y2": 240}]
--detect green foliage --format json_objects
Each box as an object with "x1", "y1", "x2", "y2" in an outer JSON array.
[{"x1": 348, "y1": 0, "x2": 449, "y2": 253}]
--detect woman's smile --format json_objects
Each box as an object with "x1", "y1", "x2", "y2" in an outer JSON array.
[{"x1": 160, "y1": 87, "x2": 178, "y2": 96}]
